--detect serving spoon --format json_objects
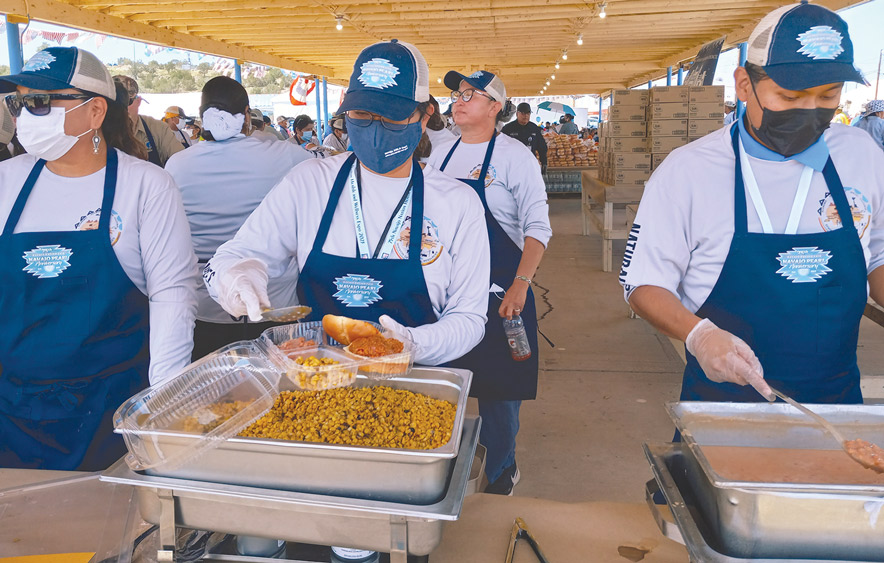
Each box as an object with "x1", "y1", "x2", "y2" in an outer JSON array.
[{"x1": 769, "y1": 386, "x2": 884, "y2": 474}]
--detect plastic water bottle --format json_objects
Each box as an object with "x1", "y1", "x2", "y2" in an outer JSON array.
[
  {"x1": 330, "y1": 547, "x2": 379, "y2": 562},
  {"x1": 503, "y1": 314, "x2": 532, "y2": 361}
]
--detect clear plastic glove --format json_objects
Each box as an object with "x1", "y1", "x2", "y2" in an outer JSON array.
[
  {"x1": 215, "y1": 258, "x2": 270, "y2": 322},
  {"x1": 686, "y1": 318, "x2": 774, "y2": 401},
  {"x1": 378, "y1": 315, "x2": 415, "y2": 344}
]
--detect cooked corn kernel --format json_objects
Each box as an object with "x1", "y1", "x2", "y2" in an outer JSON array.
[
  {"x1": 291, "y1": 355, "x2": 355, "y2": 390},
  {"x1": 239, "y1": 387, "x2": 456, "y2": 450}
]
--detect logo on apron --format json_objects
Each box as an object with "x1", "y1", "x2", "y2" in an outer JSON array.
[
  {"x1": 776, "y1": 246, "x2": 833, "y2": 283},
  {"x1": 333, "y1": 274, "x2": 383, "y2": 307},
  {"x1": 796, "y1": 26, "x2": 844, "y2": 60},
  {"x1": 22, "y1": 245, "x2": 73, "y2": 278}
]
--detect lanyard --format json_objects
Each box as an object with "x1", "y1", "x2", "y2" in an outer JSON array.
[
  {"x1": 347, "y1": 161, "x2": 413, "y2": 259},
  {"x1": 738, "y1": 137, "x2": 814, "y2": 235}
]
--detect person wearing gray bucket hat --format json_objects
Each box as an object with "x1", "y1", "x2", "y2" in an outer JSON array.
[
  {"x1": 855, "y1": 100, "x2": 884, "y2": 154},
  {"x1": 0, "y1": 46, "x2": 199, "y2": 470},
  {"x1": 623, "y1": 2, "x2": 884, "y2": 411},
  {"x1": 203, "y1": 41, "x2": 490, "y2": 379}
]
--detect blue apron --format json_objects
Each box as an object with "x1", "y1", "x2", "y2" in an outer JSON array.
[
  {"x1": 681, "y1": 126, "x2": 867, "y2": 403},
  {"x1": 439, "y1": 136, "x2": 539, "y2": 400},
  {"x1": 140, "y1": 117, "x2": 162, "y2": 166},
  {"x1": 0, "y1": 150, "x2": 151, "y2": 470},
  {"x1": 296, "y1": 155, "x2": 437, "y2": 328}
]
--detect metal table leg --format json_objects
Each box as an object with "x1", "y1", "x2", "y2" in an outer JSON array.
[{"x1": 157, "y1": 489, "x2": 177, "y2": 562}]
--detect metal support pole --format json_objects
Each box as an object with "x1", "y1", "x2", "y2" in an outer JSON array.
[
  {"x1": 5, "y1": 19, "x2": 23, "y2": 75},
  {"x1": 677, "y1": 67, "x2": 684, "y2": 86},
  {"x1": 234, "y1": 60, "x2": 242, "y2": 83},
  {"x1": 322, "y1": 76, "x2": 329, "y2": 141},
  {"x1": 666, "y1": 66, "x2": 672, "y2": 86},
  {"x1": 315, "y1": 76, "x2": 322, "y2": 140},
  {"x1": 647, "y1": 80, "x2": 652, "y2": 89},
  {"x1": 599, "y1": 95, "x2": 603, "y2": 123},
  {"x1": 875, "y1": 49, "x2": 882, "y2": 99},
  {"x1": 737, "y1": 42, "x2": 748, "y2": 119}
]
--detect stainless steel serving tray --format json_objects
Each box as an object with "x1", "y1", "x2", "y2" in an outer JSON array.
[
  {"x1": 644, "y1": 442, "x2": 881, "y2": 563},
  {"x1": 128, "y1": 367, "x2": 472, "y2": 505},
  {"x1": 665, "y1": 402, "x2": 884, "y2": 561},
  {"x1": 101, "y1": 416, "x2": 481, "y2": 558}
]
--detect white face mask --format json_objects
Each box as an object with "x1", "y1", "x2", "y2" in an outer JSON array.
[
  {"x1": 202, "y1": 107, "x2": 245, "y2": 141},
  {"x1": 17, "y1": 99, "x2": 94, "y2": 162}
]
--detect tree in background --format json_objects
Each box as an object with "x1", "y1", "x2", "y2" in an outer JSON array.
[{"x1": 109, "y1": 58, "x2": 291, "y2": 94}]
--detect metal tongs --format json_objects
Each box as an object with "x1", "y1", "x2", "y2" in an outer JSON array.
[
  {"x1": 259, "y1": 305, "x2": 312, "y2": 323},
  {"x1": 505, "y1": 517, "x2": 551, "y2": 563}
]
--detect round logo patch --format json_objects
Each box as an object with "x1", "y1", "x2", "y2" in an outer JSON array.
[
  {"x1": 468, "y1": 163, "x2": 497, "y2": 188},
  {"x1": 75, "y1": 208, "x2": 123, "y2": 246},
  {"x1": 817, "y1": 187, "x2": 871, "y2": 238},
  {"x1": 394, "y1": 216, "x2": 443, "y2": 266}
]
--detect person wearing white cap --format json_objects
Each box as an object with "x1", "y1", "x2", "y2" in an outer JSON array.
[
  {"x1": 114, "y1": 75, "x2": 184, "y2": 167},
  {"x1": 248, "y1": 108, "x2": 280, "y2": 143},
  {"x1": 321, "y1": 114, "x2": 348, "y2": 152},
  {"x1": 0, "y1": 102, "x2": 18, "y2": 161},
  {"x1": 203, "y1": 40, "x2": 490, "y2": 374},
  {"x1": 165, "y1": 76, "x2": 321, "y2": 358},
  {"x1": 164, "y1": 105, "x2": 195, "y2": 148},
  {"x1": 621, "y1": 2, "x2": 884, "y2": 408},
  {"x1": 855, "y1": 100, "x2": 884, "y2": 154},
  {"x1": 724, "y1": 100, "x2": 737, "y2": 125},
  {"x1": 0, "y1": 47, "x2": 198, "y2": 470},
  {"x1": 428, "y1": 69, "x2": 551, "y2": 495}
]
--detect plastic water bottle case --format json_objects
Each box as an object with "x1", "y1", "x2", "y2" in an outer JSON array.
[{"x1": 503, "y1": 314, "x2": 532, "y2": 361}]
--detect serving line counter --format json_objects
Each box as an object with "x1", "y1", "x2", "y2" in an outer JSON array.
[{"x1": 0, "y1": 460, "x2": 689, "y2": 563}]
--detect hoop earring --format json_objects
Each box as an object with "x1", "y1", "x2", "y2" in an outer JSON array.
[{"x1": 92, "y1": 131, "x2": 101, "y2": 154}]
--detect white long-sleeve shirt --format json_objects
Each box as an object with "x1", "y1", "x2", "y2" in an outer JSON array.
[
  {"x1": 427, "y1": 133, "x2": 552, "y2": 249},
  {"x1": 205, "y1": 153, "x2": 491, "y2": 366},
  {"x1": 620, "y1": 123, "x2": 884, "y2": 312},
  {"x1": 0, "y1": 150, "x2": 199, "y2": 384},
  {"x1": 165, "y1": 134, "x2": 318, "y2": 323}
]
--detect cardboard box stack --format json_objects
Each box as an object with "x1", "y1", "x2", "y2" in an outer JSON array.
[
  {"x1": 646, "y1": 85, "x2": 724, "y2": 171},
  {"x1": 597, "y1": 89, "x2": 650, "y2": 187}
]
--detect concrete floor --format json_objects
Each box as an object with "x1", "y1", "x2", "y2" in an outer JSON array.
[{"x1": 494, "y1": 197, "x2": 884, "y2": 504}]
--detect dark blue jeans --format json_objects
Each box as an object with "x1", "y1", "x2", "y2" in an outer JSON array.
[{"x1": 478, "y1": 399, "x2": 521, "y2": 482}]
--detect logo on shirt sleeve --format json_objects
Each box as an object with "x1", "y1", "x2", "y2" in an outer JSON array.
[
  {"x1": 22, "y1": 245, "x2": 73, "y2": 278},
  {"x1": 817, "y1": 187, "x2": 871, "y2": 238},
  {"x1": 333, "y1": 274, "x2": 383, "y2": 307},
  {"x1": 776, "y1": 247, "x2": 832, "y2": 283}
]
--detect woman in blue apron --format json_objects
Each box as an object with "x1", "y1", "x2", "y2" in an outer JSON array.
[
  {"x1": 431, "y1": 70, "x2": 551, "y2": 495},
  {"x1": 0, "y1": 47, "x2": 197, "y2": 470},
  {"x1": 624, "y1": 3, "x2": 876, "y2": 407}
]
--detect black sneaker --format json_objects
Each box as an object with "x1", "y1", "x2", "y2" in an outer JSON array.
[{"x1": 485, "y1": 462, "x2": 520, "y2": 495}]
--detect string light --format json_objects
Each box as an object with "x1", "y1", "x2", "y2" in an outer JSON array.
[
  {"x1": 546, "y1": 80, "x2": 550, "y2": 86},
  {"x1": 551, "y1": 74, "x2": 556, "y2": 80},
  {"x1": 335, "y1": 15, "x2": 344, "y2": 30},
  {"x1": 599, "y1": 2, "x2": 607, "y2": 19},
  {"x1": 577, "y1": 34, "x2": 583, "y2": 46},
  {"x1": 562, "y1": 50, "x2": 568, "y2": 61},
  {"x1": 437, "y1": 77, "x2": 442, "y2": 83},
  {"x1": 555, "y1": 61, "x2": 560, "y2": 70}
]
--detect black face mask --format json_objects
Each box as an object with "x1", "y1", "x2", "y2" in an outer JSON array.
[{"x1": 747, "y1": 80, "x2": 836, "y2": 157}]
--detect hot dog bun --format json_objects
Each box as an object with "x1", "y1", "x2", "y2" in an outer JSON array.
[{"x1": 322, "y1": 314, "x2": 380, "y2": 345}]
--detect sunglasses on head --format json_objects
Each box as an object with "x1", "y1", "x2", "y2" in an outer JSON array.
[{"x1": 4, "y1": 92, "x2": 94, "y2": 117}]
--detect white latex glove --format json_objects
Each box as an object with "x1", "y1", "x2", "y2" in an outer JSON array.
[
  {"x1": 686, "y1": 318, "x2": 774, "y2": 401},
  {"x1": 215, "y1": 258, "x2": 270, "y2": 322},
  {"x1": 378, "y1": 315, "x2": 417, "y2": 347}
]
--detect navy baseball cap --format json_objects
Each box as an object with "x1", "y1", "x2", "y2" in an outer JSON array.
[
  {"x1": 338, "y1": 40, "x2": 429, "y2": 121},
  {"x1": 746, "y1": 1, "x2": 867, "y2": 90},
  {"x1": 0, "y1": 47, "x2": 116, "y2": 99},
  {"x1": 444, "y1": 69, "x2": 507, "y2": 103}
]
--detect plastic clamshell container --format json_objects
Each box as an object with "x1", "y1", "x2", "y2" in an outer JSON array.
[
  {"x1": 280, "y1": 346, "x2": 359, "y2": 391},
  {"x1": 324, "y1": 321, "x2": 415, "y2": 380},
  {"x1": 344, "y1": 334, "x2": 415, "y2": 380},
  {"x1": 114, "y1": 340, "x2": 282, "y2": 472},
  {"x1": 260, "y1": 321, "x2": 327, "y2": 353}
]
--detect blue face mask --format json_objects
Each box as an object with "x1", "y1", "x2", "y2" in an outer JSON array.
[
  {"x1": 300, "y1": 130, "x2": 313, "y2": 144},
  {"x1": 345, "y1": 116, "x2": 422, "y2": 174}
]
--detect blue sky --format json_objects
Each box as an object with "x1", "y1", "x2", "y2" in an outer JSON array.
[{"x1": 1, "y1": 1, "x2": 882, "y2": 86}]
